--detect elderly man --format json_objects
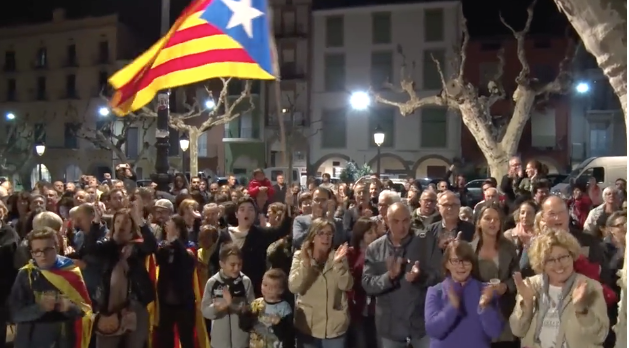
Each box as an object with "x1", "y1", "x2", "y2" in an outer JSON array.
[
  {"x1": 372, "y1": 190, "x2": 401, "y2": 235},
  {"x1": 363, "y1": 202, "x2": 441, "y2": 348},
  {"x1": 411, "y1": 190, "x2": 441, "y2": 232},
  {"x1": 425, "y1": 191, "x2": 475, "y2": 248},
  {"x1": 152, "y1": 199, "x2": 174, "y2": 241},
  {"x1": 584, "y1": 186, "x2": 621, "y2": 235}
]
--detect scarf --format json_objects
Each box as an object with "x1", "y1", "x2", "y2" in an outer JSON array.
[
  {"x1": 533, "y1": 272, "x2": 577, "y2": 347},
  {"x1": 228, "y1": 227, "x2": 249, "y2": 249}
]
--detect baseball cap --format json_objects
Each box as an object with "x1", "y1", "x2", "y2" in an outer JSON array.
[{"x1": 154, "y1": 199, "x2": 174, "y2": 212}]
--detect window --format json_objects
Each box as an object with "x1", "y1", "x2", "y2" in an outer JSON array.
[
  {"x1": 280, "y1": 48, "x2": 297, "y2": 76},
  {"x1": 95, "y1": 120, "x2": 112, "y2": 139},
  {"x1": 589, "y1": 121, "x2": 610, "y2": 157},
  {"x1": 372, "y1": 12, "x2": 391, "y2": 44},
  {"x1": 4, "y1": 51, "x2": 16, "y2": 71},
  {"x1": 421, "y1": 107, "x2": 447, "y2": 148},
  {"x1": 424, "y1": 8, "x2": 444, "y2": 42},
  {"x1": 64, "y1": 123, "x2": 79, "y2": 149},
  {"x1": 125, "y1": 127, "x2": 139, "y2": 159},
  {"x1": 368, "y1": 108, "x2": 395, "y2": 148},
  {"x1": 198, "y1": 132, "x2": 207, "y2": 157},
  {"x1": 6, "y1": 79, "x2": 16, "y2": 101},
  {"x1": 168, "y1": 127, "x2": 180, "y2": 156},
  {"x1": 578, "y1": 167, "x2": 605, "y2": 184},
  {"x1": 423, "y1": 49, "x2": 445, "y2": 90},
  {"x1": 324, "y1": 53, "x2": 345, "y2": 92},
  {"x1": 370, "y1": 51, "x2": 393, "y2": 88},
  {"x1": 66, "y1": 44, "x2": 77, "y2": 66},
  {"x1": 98, "y1": 41, "x2": 109, "y2": 63},
  {"x1": 34, "y1": 123, "x2": 46, "y2": 143},
  {"x1": 36, "y1": 48, "x2": 47, "y2": 68},
  {"x1": 321, "y1": 109, "x2": 347, "y2": 148},
  {"x1": 36, "y1": 77, "x2": 46, "y2": 100},
  {"x1": 66, "y1": 74, "x2": 77, "y2": 98},
  {"x1": 325, "y1": 16, "x2": 344, "y2": 47},
  {"x1": 282, "y1": 11, "x2": 296, "y2": 34}
]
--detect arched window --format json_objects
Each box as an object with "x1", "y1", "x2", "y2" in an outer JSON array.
[
  {"x1": 31, "y1": 164, "x2": 52, "y2": 187},
  {"x1": 65, "y1": 164, "x2": 82, "y2": 182}
]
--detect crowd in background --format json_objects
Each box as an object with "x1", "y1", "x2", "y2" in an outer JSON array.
[{"x1": 0, "y1": 156, "x2": 625, "y2": 348}]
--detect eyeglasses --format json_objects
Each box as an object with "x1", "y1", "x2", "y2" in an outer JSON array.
[
  {"x1": 449, "y1": 258, "x2": 472, "y2": 267},
  {"x1": 30, "y1": 247, "x2": 55, "y2": 257},
  {"x1": 544, "y1": 254, "x2": 572, "y2": 266}
]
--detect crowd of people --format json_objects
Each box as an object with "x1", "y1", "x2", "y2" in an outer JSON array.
[{"x1": 0, "y1": 157, "x2": 625, "y2": 348}]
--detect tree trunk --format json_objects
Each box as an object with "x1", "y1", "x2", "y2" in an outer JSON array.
[
  {"x1": 189, "y1": 129, "x2": 200, "y2": 177},
  {"x1": 554, "y1": 0, "x2": 627, "y2": 120}
]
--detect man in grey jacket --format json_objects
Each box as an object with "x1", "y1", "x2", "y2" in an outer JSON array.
[{"x1": 362, "y1": 202, "x2": 442, "y2": 348}]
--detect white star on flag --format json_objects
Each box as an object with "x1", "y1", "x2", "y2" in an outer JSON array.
[{"x1": 221, "y1": 0, "x2": 264, "y2": 38}]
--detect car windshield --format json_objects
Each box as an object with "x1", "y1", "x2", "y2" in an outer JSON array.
[{"x1": 562, "y1": 158, "x2": 595, "y2": 183}]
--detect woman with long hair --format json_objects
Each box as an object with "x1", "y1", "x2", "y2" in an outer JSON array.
[
  {"x1": 504, "y1": 201, "x2": 538, "y2": 257},
  {"x1": 289, "y1": 218, "x2": 352, "y2": 348},
  {"x1": 509, "y1": 229, "x2": 609, "y2": 348},
  {"x1": 425, "y1": 241, "x2": 503, "y2": 348},
  {"x1": 470, "y1": 204, "x2": 520, "y2": 348},
  {"x1": 155, "y1": 214, "x2": 197, "y2": 348},
  {"x1": 347, "y1": 218, "x2": 379, "y2": 348},
  {"x1": 87, "y1": 205, "x2": 158, "y2": 348}
]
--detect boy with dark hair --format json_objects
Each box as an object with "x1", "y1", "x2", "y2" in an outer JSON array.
[{"x1": 201, "y1": 243, "x2": 255, "y2": 348}]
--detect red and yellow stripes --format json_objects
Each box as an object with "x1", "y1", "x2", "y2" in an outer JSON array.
[{"x1": 109, "y1": 0, "x2": 273, "y2": 116}]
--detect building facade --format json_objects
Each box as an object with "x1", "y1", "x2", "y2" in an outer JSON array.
[
  {"x1": 263, "y1": 0, "x2": 312, "y2": 174},
  {"x1": 461, "y1": 36, "x2": 573, "y2": 174},
  {"x1": 0, "y1": 9, "x2": 143, "y2": 186},
  {"x1": 311, "y1": 1, "x2": 462, "y2": 178},
  {"x1": 570, "y1": 48, "x2": 626, "y2": 164}
]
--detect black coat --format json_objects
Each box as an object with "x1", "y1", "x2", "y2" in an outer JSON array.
[{"x1": 156, "y1": 239, "x2": 196, "y2": 307}]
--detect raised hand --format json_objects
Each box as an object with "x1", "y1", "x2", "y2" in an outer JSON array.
[
  {"x1": 92, "y1": 204, "x2": 103, "y2": 224},
  {"x1": 405, "y1": 261, "x2": 421, "y2": 283},
  {"x1": 572, "y1": 279, "x2": 588, "y2": 307},
  {"x1": 333, "y1": 243, "x2": 348, "y2": 263},
  {"x1": 513, "y1": 272, "x2": 534, "y2": 304},
  {"x1": 301, "y1": 241, "x2": 312, "y2": 267},
  {"x1": 386, "y1": 257, "x2": 404, "y2": 280},
  {"x1": 39, "y1": 292, "x2": 57, "y2": 312},
  {"x1": 222, "y1": 286, "x2": 233, "y2": 305}
]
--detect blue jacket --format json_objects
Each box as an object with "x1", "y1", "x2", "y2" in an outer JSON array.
[{"x1": 425, "y1": 278, "x2": 503, "y2": 348}]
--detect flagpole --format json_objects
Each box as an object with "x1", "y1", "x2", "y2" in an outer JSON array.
[{"x1": 152, "y1": 0, "x2": 172, "y2": 193}]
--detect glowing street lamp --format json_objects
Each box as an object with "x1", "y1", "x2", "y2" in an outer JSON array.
[
  {"x1": 205, "y1": 100, "x2": 215, "y2": 109},
  {"x1": 99, "y1": 107, "x2": 110, "y2": 116},
  {"x1": 35, "y1": 141, "x2": 46, "y2": 156},
  {"x1": 373, "y1": 125, "x2": 385, "y2": 147},
  {"x1": 349, "y1": 91, "x2": 370, "y2": 110},
  {"x1": 575, "y1": 82, "x2": 590, "y2": 94},
  {"x1": 179, "y1": 133, "x2": 190, "y2": 151},
  {"x1": 6, "y1": 112, "x2": 15, "y2": 120}
]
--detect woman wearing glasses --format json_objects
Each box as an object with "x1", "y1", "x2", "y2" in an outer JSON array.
[
  {"x1": 509, "y1": 229, "x2": 609, "y2": 348},
  {"x1": 424, "y1": 241, "x2": 504, "y2": 348}
]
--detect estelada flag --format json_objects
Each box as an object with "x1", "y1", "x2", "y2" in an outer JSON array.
[
  {"x1": 22, "y1": 257, "x2": 93, "y2": 348},
  {"x1": 109, "y1": 0, "x2": 278, "y2": 116}
]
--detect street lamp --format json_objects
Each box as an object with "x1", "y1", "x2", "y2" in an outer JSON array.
[
  {"x1": 349, "y1": 91, "x2": 370, "y2": 110},
  {"x1": 35, "y1": 141, "x2": 46, "y2": 181},
  {"x1": 98, "y1": 107, "x2": 110, "y2": 117},
  {"x1": 373, "y1": 125, "x2": 385, "y2": 177},
  {"x1": 205, "y1": 100, "x2": 215, "y2": 110},
  {"x1": 6, "y1": 112, "x2": 15, "y2": 120},
  {"x1": 179, "y1": 132, "x2": 189, "y2": 174},
  {"x1": 575, "y1": 82, "x2": 590, "y2": 94}
]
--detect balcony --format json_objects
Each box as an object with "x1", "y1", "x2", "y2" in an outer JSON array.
[
  {"x1": 280, "y1": 63, "x2": 305, "y2": 80},
  {"x1": 275, "y1": 25, "x2": 307, "y2": 40},
  {"x1": 223, "y1": 127, "x2": 262, "y2": 141},
  {"x1": 268, "y1": 111, "x2": 306, "y2": 127}
]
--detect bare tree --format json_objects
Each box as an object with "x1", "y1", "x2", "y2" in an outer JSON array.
[
  {"x1": 554, "y1": 0, "x2": 627, "y2": 122},
  {"x1": 139, "y1": 78, "x2": 254, "y2": 176},
  {"x1": 373, "y1": 0, "x2": 574, "y2": 178},
  {"x1": 66, "y1": 101, "x2": 156, "y2": 168},
  {"x1": 0, "y1": 118, "x2": 46, "y2": 178}
]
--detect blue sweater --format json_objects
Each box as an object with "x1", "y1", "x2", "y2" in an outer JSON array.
[{"x1": 424, "y1": 277, "x2": 503, "y2": 348}]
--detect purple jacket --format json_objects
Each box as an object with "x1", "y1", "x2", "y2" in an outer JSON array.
[{"x1": 425, "y1": 277, "x2": 503, "y2": 348}]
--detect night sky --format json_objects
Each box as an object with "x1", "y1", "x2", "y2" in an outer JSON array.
[{"x1": 0, "y1": 0, "x2": 568, "y2": 45}]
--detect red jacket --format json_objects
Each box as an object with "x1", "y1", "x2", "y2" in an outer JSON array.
[
  {"x1": 573, "y1": 255, "x2": 618, "y2": 306},
  {"x1": 247, "y1": 178, "x2": 275, "y2": 200},
  {"x1": 346, "y1": 247, "x2": 374, "y2": 321},
  {"x1": 567, "y1": 195, "x2": 592, "y2": 229}
]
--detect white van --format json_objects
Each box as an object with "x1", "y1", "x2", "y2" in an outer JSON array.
[
  {"x1": 264, "y1": 167, "x2": 303, "y2": 186},
  {"x1": 551, "y1": 156, "x2": 627, "y2": 194}
]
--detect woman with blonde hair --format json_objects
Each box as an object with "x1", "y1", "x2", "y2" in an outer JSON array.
[
  {"x1": 509, "y1": 228, "x2": 609, "y2": 348},
  {"x1": 289, "y1": 218, "x2": 353, "y2": 348},
  {"x1": 470, "y1": 204, "x2": 519, "y2": 348}
]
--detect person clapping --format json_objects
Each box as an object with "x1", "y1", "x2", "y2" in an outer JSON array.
[{"x1": 425, "y1": 241, "x2": 503, "y2": 348}]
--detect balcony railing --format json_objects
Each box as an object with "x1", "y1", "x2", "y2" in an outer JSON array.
[
  {"x1": 224, "y1": 127, "x2": 260, "y2": 139},
  {"x1": 268, "y1": 111, "x2": 306, "y2": 127},
  {"x1": 275, "y1": 25, "x2": 307, "y2": 39}
]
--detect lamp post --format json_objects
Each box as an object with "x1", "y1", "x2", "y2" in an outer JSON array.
[
  {"x1": 179, "y1": 132, "x2": 190, "y2": 175},
  {"x1": 35, "y1": 141, "x2": 46, "y2": 181},
  {"x1": 373, "y1": 125, "x2": 385, "y2": 177}
]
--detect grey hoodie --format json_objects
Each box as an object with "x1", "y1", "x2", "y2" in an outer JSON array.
[{"x1": 201, "y1": 271, "x2": 255, "y2": 348}]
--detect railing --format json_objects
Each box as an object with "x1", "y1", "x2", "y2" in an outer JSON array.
[{"x1": 224, "y1": 127, "x2": 260, "y2": 139}]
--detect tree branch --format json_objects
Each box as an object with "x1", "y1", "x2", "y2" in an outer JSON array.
[
  {"x1": 535, "y1": 31, "x2": 576, "y2": 95},
  {"x1": 500, "y1": 0, "x2": 537, "y2": 84},
  {"x1": 458, "y1": 16, "x2": 470, "y2": 79}
]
